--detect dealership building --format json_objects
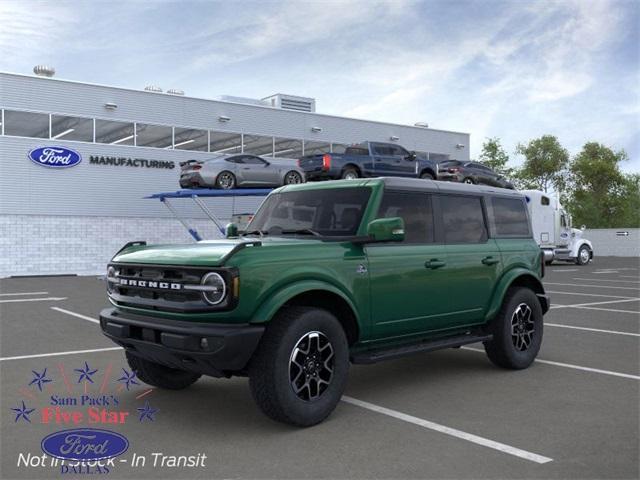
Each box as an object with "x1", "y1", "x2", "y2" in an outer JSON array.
[{"x1": 0, "y1": 69, "x2": 470, "y2": 277}]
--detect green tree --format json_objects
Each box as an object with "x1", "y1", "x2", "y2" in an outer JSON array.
[
  {"x1": 515, "y1": 135, "x2": 569, "y2": 192},
  {"x1": 479, "y1": 137, "x2": 511, "y2": 175},
  {"x1": 566, "y1": 142, "x2": 638, "y2": 228}
]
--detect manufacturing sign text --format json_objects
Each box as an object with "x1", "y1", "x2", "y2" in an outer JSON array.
[
  {"x1": 28, "y1": 147, "x2": 82, "y2": 168},
  {"x1": 90, "y1": 156, "x2": 175, "y2": 169}
]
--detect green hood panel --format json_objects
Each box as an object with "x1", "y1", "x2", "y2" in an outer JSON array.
[{"x1": 112, "y1": 237, "x2": 322, "y2": 267}]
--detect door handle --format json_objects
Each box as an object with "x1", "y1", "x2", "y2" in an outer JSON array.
[
  {"x1": 242, "y1": 167, "x2": 251, "y2": 170},
  {"x1": 482, "y1": 256, "x2": 500, "y2": 266},
  {"x1": 425, "y1": 259, "x2": 446, "y2": 269}
]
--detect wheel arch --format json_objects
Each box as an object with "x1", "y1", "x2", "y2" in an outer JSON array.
[
  {"x1": 251, "y1": 281, "x2": 361, "y2": 345},
  {"x1": 486, "y1": 269, "x2": 548, "y2": 321},
  {"x1": 419, "y1": 167, "x2": 436, "y2": 178},
  {"x1": 342, "y1": 163, "x2": 362, "y2": 176}
]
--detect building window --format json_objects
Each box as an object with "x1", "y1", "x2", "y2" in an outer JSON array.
[
  {"x1": 51, "y1": 114, "x2": 93, "y2": 142},
  {"x1": 303, "y1": 141, "x2": 331, "y2": 156},
  {"x1": 135, "y1": 123, "x2": 173, "y2": 148},
  {"x1": 173, "y1": 127, "x2": 208, "y2": 151},
  {"x1": 95, "y1": 119, "x2": 135, "y2": 145},
  {"x1": 3, "y1": 110, "x2": 49, "y2": 138},
  {"x1": 273, "y1": 137, "x2": 303, "y2": 159},
  {"x1": 210, "y1": 131, "x2": 243, "y2": 154},
  {"x1": 243, "y1": 134, "x2": 274, "y2": 157}
]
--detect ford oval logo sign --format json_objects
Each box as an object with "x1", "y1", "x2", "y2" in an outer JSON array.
[
  {"x1": 41, "y1": 428, "x2": 128, "y2": 461},
  {"x1": 28, "y1": 146, "x2": 82, "y2": 168}
]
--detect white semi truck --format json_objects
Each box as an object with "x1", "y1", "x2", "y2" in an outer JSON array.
[{"x1": 521, "y1": 190, "x2": 593, "y2": 265}]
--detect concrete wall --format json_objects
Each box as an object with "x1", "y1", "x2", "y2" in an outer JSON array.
[{"x1": 584, "y1": 228, "x2": 640, "y2": 257}]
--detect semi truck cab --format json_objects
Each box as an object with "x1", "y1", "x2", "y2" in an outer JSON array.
[{"x1": 522, "y1": 190, "x2": 594, "y2": 265}]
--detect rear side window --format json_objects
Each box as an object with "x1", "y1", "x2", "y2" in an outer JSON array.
[
  {"x1": 440, "y1": 195, "x2": 488, "y2": 244},
  {"x1": 345, "y1": 147, "x2": 369, "y2": 156},
  {"x1": 376, "y1": 191, "x2": 434, "y2": 243},
  {"x1": 490, "y1": 197, "x2": 531, "y2": 237}
]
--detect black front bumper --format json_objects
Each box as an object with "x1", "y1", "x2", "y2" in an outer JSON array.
[{"x1": 100, "y1": 308, "x2": 264, "y2": 377}]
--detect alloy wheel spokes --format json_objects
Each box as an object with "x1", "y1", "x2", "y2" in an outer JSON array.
[
  {"x1": 511, "y1": 303, "x2": 534, "y2": 352},
  {"x1": 289, "y1": 331, "x2": 335, "y2": 401}
]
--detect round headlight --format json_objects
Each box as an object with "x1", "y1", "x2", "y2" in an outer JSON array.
[
  {"x1": 201, "y1": 272, "x2": 226, "y2": 305},
  {"x1": 106, "y1": 266, "x2": 116, "y2": 294}
]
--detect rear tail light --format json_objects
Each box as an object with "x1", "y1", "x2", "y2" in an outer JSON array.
[
  {"x1": 297, "y1": 159, "x2": 301, "y2": 167},
  {"x1": 192, "y1": 165, "x2": 202, "y2": 171},
  {"x1": 322, "y1": 154, "x2": 332, "y2": 171},
  {"x1": 448, "y1": 167, "x2": 460, "y2": 173}
]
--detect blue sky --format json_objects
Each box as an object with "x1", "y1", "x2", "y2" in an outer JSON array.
[{"x1": 1, "y1": 0, "x2": 638, "y2": 171}]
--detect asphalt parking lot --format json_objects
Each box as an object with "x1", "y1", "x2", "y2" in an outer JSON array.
[{"x1": 1, "y1": 256, "x2": 638, "y2": 479}]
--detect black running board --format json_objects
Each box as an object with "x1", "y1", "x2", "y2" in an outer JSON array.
[{"x1": 351, "y1": 332, "x2": 492, "y2": 364}]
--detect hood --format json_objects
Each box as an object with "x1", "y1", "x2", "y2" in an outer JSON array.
[{"x1": 112, "y1": 237, "x2": 321, "y2": 267}]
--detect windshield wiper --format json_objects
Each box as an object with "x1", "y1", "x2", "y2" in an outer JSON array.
[{"x1": 280, "y1": 228, "x2": 322, "y2": 237}]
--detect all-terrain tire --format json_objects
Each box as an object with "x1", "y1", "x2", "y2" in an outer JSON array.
[
  {"x1": 420, "y1": 171, "x2": 435, "y2": 180},
  {"x1": 126, "y1": 352, "x2": 201, "y2": 390},
  {"x1": 483, "y1": 287, "x2": 543, "y2": 370},
  {"x1": 248, "y1": 307, "x2": 349, "y2": 427}
]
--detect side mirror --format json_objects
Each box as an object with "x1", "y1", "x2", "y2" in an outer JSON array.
[
  {"x1": 581, "y1": 225, "x2": 586, "y2": 231},
  {"x1": 366, "y1": 217, "x2": 405, "y2": 242},
  {"x1": 407, "y1": 151, "x2": 417, "y2": 161},
  {"x1": 225, "y1": 223, "x2": 239, "y2": 238}
]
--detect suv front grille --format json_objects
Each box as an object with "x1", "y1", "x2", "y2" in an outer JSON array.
[{"x1": 107, "y1": 263, "x2": 235, "y2": 313}]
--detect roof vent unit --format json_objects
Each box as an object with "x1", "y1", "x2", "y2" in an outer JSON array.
[
  {"x1": 262, "y1": 94, "x2": 316, "y2": 113},
  {"x1": 216, "y1": 95, "x2": 269, "y2": 107},
  {"x1": 144, "y1": 85, "x2": 163, "y2": 93},
  {"x1": 33, "y1": 65, "x2": 55, "y2": 77},
  {"x1": 167, "y1": 89, "x2": 184, "y2": 95}
]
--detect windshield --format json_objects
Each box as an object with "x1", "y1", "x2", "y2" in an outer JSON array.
[{"x1": 246, "y1": 187, "x2": 372, "y2": 237}]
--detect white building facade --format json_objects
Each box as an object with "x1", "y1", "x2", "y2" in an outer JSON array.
[{"x1": 0, "y1": 72, "x2": 470, "y2": 277}]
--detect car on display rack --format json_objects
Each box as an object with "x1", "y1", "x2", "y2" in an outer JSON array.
[
  {"x1": 100, "y1": 177, "x2": 549, "y2": 427},
  {"x1": 298, "y1": 141, "x2": 438, "y2": 181},
  {"x1": 179, "y1": 154, "x2": 305, "y2": 189},
  {"x1": 437, "y1": 160, "x2": 515, "y2": 189}
]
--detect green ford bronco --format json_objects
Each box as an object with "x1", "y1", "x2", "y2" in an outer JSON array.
[{"x1": 100, "y1": 178, "x2": 549, "y2": 426}]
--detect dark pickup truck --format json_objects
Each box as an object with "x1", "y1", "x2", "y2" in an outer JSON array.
[{"x1": 298, "y1": 141, "x2": 438, "y2": 181}]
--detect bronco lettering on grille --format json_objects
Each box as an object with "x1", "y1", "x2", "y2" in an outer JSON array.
[{"x1": 119, "y1": 279, "x2": 182, "y2": 290}]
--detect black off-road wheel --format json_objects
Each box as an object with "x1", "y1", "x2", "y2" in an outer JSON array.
[
  {"x1": 126, "y1": 352, "x2": 201, "y2": 390},
  {"x1": 216, "y1": 171, "x2": 236, "y2": 189},
  {"x1": 248, "y1": 307, "x2": 349, "y2": 427},
  {"x1": 483, "y1": 287, "x2": 543, "y2": 370},
  {"x1": 420, "y1": 171, "x2": 435, "y2": 180},
  {"x1": 341, "y1": 167, "x2": 359, "y2": 180}
]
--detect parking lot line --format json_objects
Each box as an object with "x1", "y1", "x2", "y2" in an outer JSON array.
[
  {"x1": 550, "y1": 298, "x2": 640, "y2": 309},
  {"x1": 0, "y1": 347, "x2": 122, "y2": 362},
  {"x1": 545, "y1": 323, "x2": 640, "y2": 337},
  {"x1": 550, "y1": 269, "x2": 579, "y2": 272},
  {"x1": 593, "y1": 271, "x2": 619, "y2": 274},
  {"x1": 572, "y1": 278, "x2": 640, "y2": 284},
  {"x1": 546, "y1": 290, "x2": 636, "y2": 299},
  {"x1": 341, "y1": 396, "x2": 553, "y2": 464},
  {"x1": 461, "y1": 347, "x2": 640, "y2": 380},
  {"x1": 620, "y1": 275, "x2": 640, "y2": 279},
  {"x1": 545, "y1": 282, "x2": 640, "y2": 291},
  {"x1": 0, "y1": 291, "x2": 49, "y2": 296},
  {"x1": 570, "y1": 306, "x2": 640, "y2": 315},
  {"x1": 51, "y1": 306, "x2": 100, "y2": 324},
  {"x1": 0, "y1": 296, "x2": 68, "y2": 303}
]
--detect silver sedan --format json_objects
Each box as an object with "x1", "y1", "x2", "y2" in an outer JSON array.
[{"x1": 179, "y1": 154, "x2": 305, "y2": 189}]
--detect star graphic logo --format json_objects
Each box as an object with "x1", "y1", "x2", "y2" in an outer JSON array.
[
  {"x1": 28, "y1": 368, "x2": 52, "y2": 392},
  {"x1": 117, "y1": 368, "x2": 140, "y2": 391},
  {"x1": 11, "y1": 400, "x2": 35, "y2": 423},
  {"x1": 74, "y1": 361, "x2": 98, "y2": 383},
  {"x1": 137, "y1": 401, "x2": 158, "y2": 422}
]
